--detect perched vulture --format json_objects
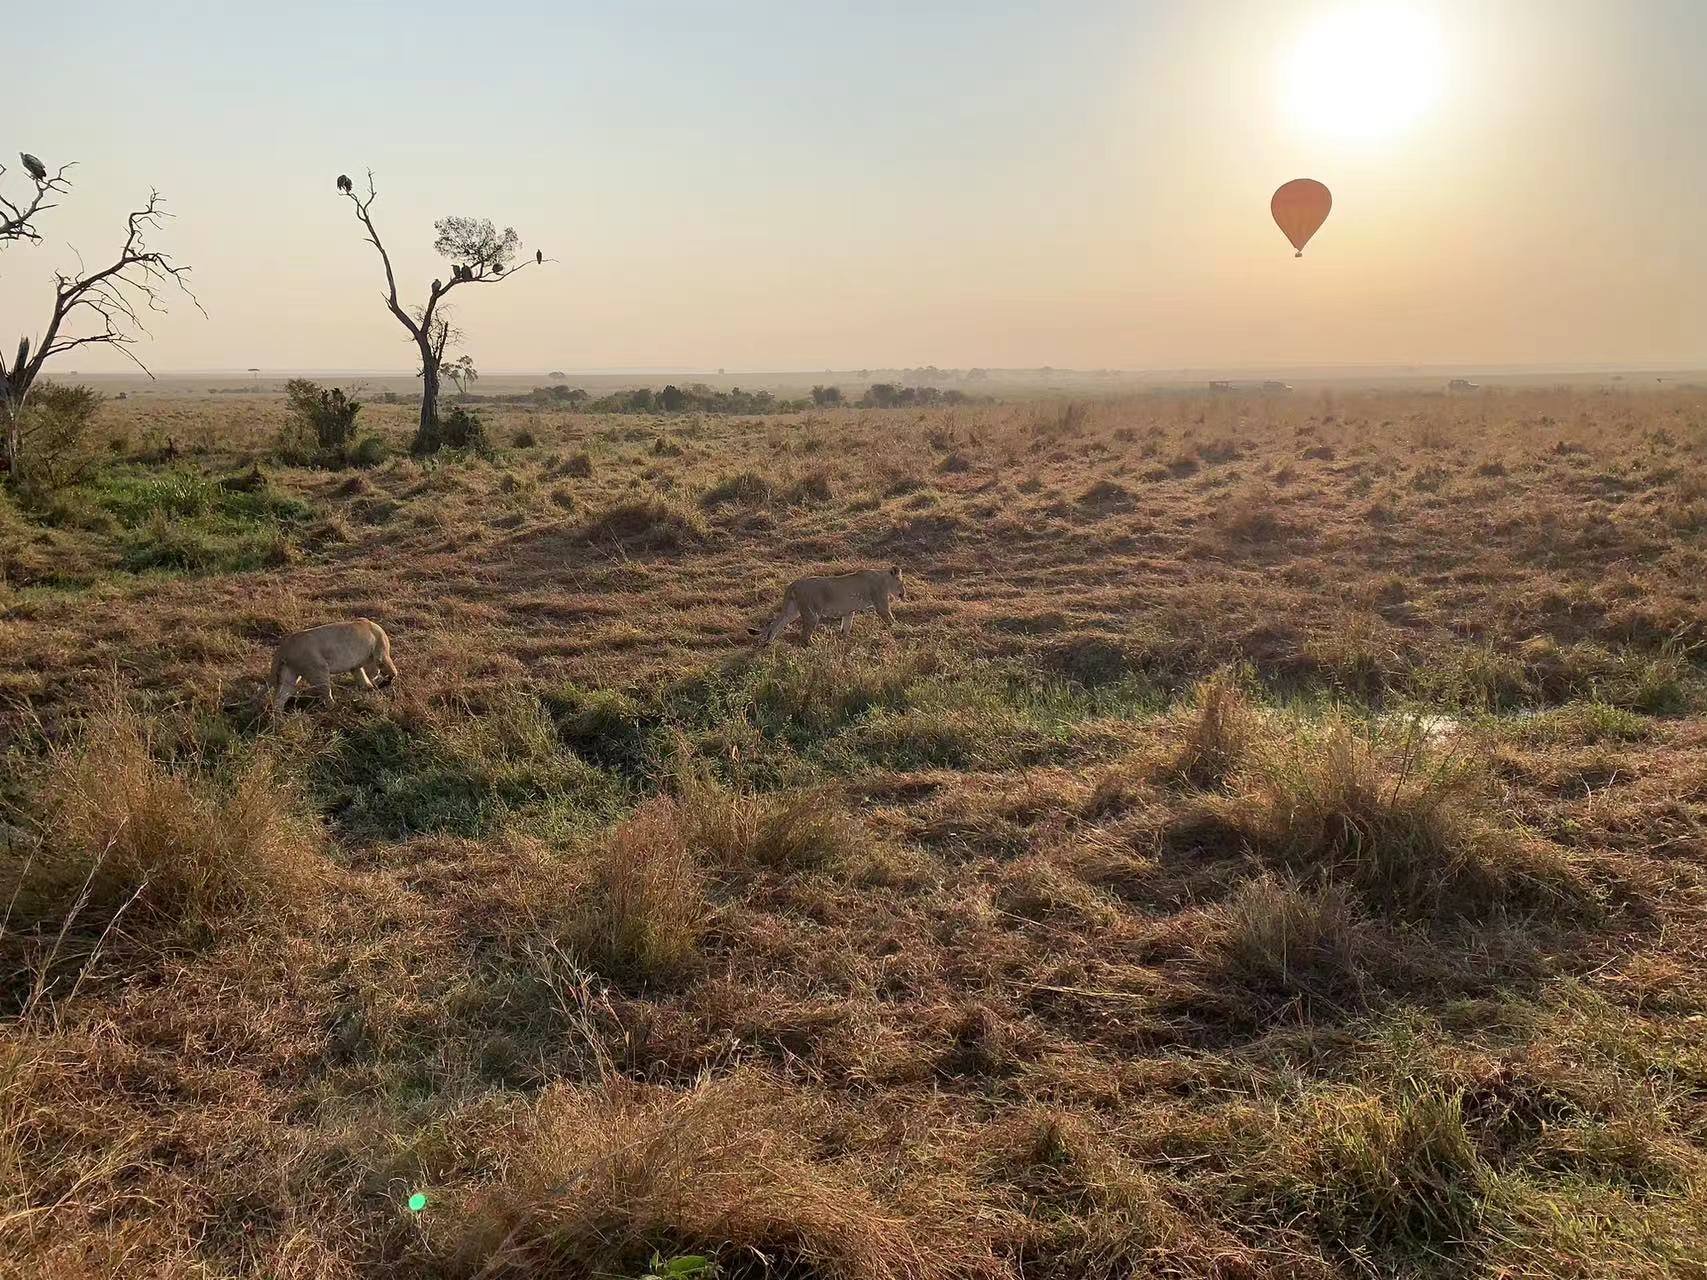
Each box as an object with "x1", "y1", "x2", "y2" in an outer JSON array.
[
  {"x1": 432, "y1": 278, "x2": 443, "y2": 294},
  {"x1": 20, "y1": 153, "x2": 47, "y2": 181},
  {"x1": 336, "y1": 173, "x2": 353, "y2": 194},
  {"x1": 536, "y1": 249, "x2": 543, "y2": 265}
]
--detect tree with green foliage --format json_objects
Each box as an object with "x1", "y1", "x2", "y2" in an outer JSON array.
[{"x1": 338, "y1": 170, "x2": 544, "y2": 447}]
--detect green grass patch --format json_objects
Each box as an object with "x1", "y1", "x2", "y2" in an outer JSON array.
[
  {"x1": 313, "y1": 702, "x2": 628, "y2": 839},
  {"x1": 76, "y1": 465, "x2": 314, "y2": 575}
]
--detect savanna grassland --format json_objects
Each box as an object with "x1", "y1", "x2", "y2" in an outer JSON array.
[{"x1": 2, "y1": 385, "x2": 1706, "y2": 1279}]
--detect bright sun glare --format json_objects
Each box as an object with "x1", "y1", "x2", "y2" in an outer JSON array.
[{"x1": 1285, "y1": 4, "x2": 1445, "y2": 139}]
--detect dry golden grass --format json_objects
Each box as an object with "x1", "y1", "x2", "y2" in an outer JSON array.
[
  {"x1": 1, "y1": 385, "x2": 1705, "y2": 1277},
  {"x1": 567, "y1": 796, "x2": 707, "y2": 984},
  {"x1": 442, "y1": 1071, "x2": 975, "y2": 1280},
  {"x1": 13, "y1": 687, "x2": 326, "y2": 937}
]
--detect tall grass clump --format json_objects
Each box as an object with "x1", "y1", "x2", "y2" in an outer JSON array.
[
  {"x1": 568, "y1": 798, "x2": 706, "y2": 984},
  {"x1": 700, "y1": 468, "x2": 776, "y2": 509},
  {"x1": 16, "y1": 692, "x2": 324, "y2": 934},
  {"x1": 1194, "y1": 874, "x2": 1369, "y2": 1012},
  {"x1": 1165, "y1": 666, "x2": 1256, "y2": 789},
  {"x1": 1236, "y1": 718, "x2": 1574, "y2": 919},
  {"x1": 576, "y1": 491, "x2": 708, "y2": 550},
  {"x1": 1274, "y1": 1088, "x2": 1491, "y2": 1261},
  {"x1": 444, "y1": 1072, "x2": 944, "y2": 1280},
  {"x1": 672, "y1": 771, "x2": 864, "y2": 872}
]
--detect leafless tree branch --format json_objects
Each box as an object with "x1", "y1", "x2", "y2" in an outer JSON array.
[
  {"x1": 0, "y1": 159, "x2": 76, "y2": 247},
  {"x1": 2, "y1": 190, "x2": 200, "y2": 478}
]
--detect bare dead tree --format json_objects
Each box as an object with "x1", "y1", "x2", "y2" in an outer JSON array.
[
  {"x1": 0, "y1": 188, "x2": 200, "y2": 480},
  {"x1": 0, "y1": 153, "x2": 75, "y2": 248},
  {"x1": 340, "y1": 171, "x2": 545, "y2": 438}
]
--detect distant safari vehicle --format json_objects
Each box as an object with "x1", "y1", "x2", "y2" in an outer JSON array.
[
  {"x1": 1208, "y1": 380, "x2": 1235, "y2": 393},
  {"x1": 1261, "y1": 380, "x2": 1293, "y2": 392},
  {"x1": 1447, "y1": 378, "x2": 1481, "y2": 393}
]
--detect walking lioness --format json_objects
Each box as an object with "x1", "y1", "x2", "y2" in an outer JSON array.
[
  {"x1": 751, "y1": 566, "x2": 908, "y2": 645},
  {"x1": 267, "y1": 618, "x2": 398, "y2": 713}
]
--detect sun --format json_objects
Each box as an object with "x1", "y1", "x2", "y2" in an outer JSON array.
[{"x1": 1284, "y1": 4, "x2": 1445, "y2": 139}]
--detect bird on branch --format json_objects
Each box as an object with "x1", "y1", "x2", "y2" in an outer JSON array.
[
  {"x1": 20, "y1": 153, "x2": 47, "y2": 181},
  {"x1": 336, "y1": 173, "x2": 353, "y2": 194},
  {"x1": 536, "y1": 249, "x2": 543, "y2": 265}
]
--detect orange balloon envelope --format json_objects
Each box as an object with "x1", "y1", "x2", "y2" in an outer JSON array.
[{"x1": 1271, "y1": 178, "x2": 1332, "y2": 257}]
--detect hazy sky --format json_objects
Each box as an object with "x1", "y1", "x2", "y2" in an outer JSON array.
[{"x1": 5, "y1": 1, "x2": 1703, "y2": 372}]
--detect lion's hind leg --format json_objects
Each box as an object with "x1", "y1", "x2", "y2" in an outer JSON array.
[
  {"x1": 797, "y1": 604, "x2": 820, "y2": 647},
  {"x1": 297, "y1": 659, "x2": 335, "y2": 706},
  {"x1": 373, "y1": 629, "x2": 399, "y2": 687}
]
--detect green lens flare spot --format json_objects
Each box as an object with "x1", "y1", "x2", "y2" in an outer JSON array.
[{"x1": 408, "y1": 1192, "x2": 428, "y2": 1213}]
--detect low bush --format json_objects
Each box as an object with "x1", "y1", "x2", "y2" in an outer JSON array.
[
  {"x1": 412, "y1": 405, "x2": 488, "y2": 456},
  {"x1": 7, "y1": 381, "x2": 104, "y2": 504},
  {"x1": 347, "y1": 434, "x2": 389, "y2": 468},
  {"x1": 277, "y1": 379, "x2": 362, "y2": 467}
]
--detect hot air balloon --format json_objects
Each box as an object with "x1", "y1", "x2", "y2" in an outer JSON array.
[{"x1": 1271, "y1": 179, "x2": 1332, "y2": 257}]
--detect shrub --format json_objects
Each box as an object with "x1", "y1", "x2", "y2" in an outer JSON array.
[
  {"x1": 347, "y1": 434, "x2": 389, "y2": 468},
  {"x1": 412, "y1": 405, "x2": 488, "y2": 456},
  {"x1": 279, "y1": 378, "x2": 361, "y2": 465},
  {"x1": 14, "y1": 693, "x2": 324, "y2": 935},
  {"x1": 512, "y1": 428, "x2": 538, "y2": 448},
  {"x1": 8, "y1": 381, "x2": 104, "y2": 504},
  {"x1": 561, "y1": 451, "x2": 594, "y2": 478}
]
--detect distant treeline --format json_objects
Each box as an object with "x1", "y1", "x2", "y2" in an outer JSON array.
[{"x1": 374, "y1": 382, "x2": 982, "y2": 414}]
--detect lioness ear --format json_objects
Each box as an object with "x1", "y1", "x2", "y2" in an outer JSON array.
[{"x1": 891, "y1": 564, "x2": 901, "y2": 576}]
